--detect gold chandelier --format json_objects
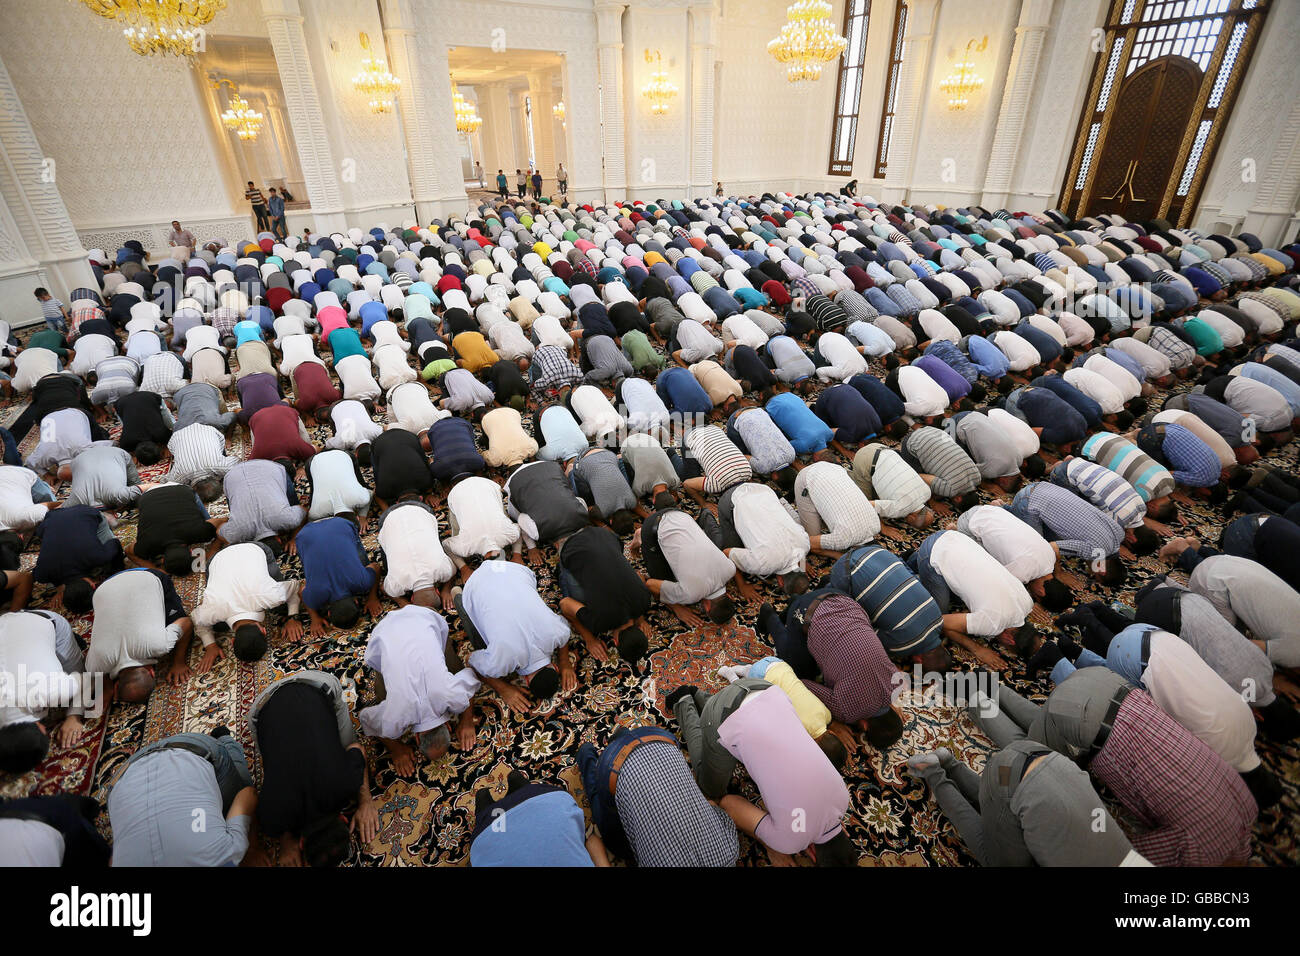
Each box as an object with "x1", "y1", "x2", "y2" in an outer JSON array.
[
  {"x1": 452, "y1": 83, "x2": 483, "y2": 135},
  {"x1": 215, "y1": 79, "x2": 263, "y2": 141},
  {"x1": 641, "y1": 50, "x2": 677, "y2": 116},
  {"x1": 553, "y1": 100, "x2": 566, "y2": 128},
  {"x1": 939, "y1": 37, "x2": 987, "y2": 110},
  {"x1": 766, "y1": 0, "x2": 847, "y2": 83},
  {"x1": 352, "y1": 32, "x2": 401, "y2": 114},
  {"x1": 76, "y1": 0, "x2": 227, "y2": 57}
]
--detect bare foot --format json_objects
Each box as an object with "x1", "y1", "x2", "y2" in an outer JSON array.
[{"x1": 385, "y1": 738, "x2": 416, "y2": 776}]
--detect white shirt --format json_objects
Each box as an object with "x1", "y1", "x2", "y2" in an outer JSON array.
[
  {"x1": 531, "y1": 313, "x2": 572, "y2": 350},
  {"x1": 1144, "y1": 630, "x2": 1260, "y2": 773},
  {"x1": 278, "y1": 333, "x2": 321, "y2": 376},
  {"x1": 68, "y1": 334, "x2": 117, "y2": 377},
  {"x1": 0, "y1": 611, "x2": 82, "y2": 728},
  {"x1": 725, "y1": 483, "x2": 810, "y2": 577},
  {"x1": 898, "y1": 365, "x2": 949, "y2": 418},
  {"x1": 85, "y1": 569, "x2": 184, "y2": 674},
  {"x1": 307, "y1": 449, "x2": 372, "y2": 520},
  {"x1": 336, "y1": 352, "x2": 382, "y2": 401},
  {"x1": 987, "y1": 407, "x2": 1040, "y2": 459},
  {"x1": 992, "y1": 330, "x2": 1040, "y2": 372},
  {"x1": 620, "y1": 377, "x2": 670, "y2": 433},
  {"x1": 815, "y1": 332, "x2": 869, "y2": 382},
  {"x1": 373, "y1": 342, "x2": 417, "y2": 391},
  {"x1": 959, "y1": 506, "x2": 1056, "y2": 583},
  {"x1": 1084, "y1": 354, "x2": 1141, "y2": 401},
  {"x1": 929, "y1": 531, "x2": 1033, "y2": 636},
  {"x1": 0, "y1": 467, "x2": 50, "y2": 533},
  {"x1": 569, "y1": 384, "x2": 625, "y2": 442},
  {"x1": 721, "y1": 314, "x2": 768, "y2": 351},
  {"x1": 1064, "y1": 367, "x2": 1126, "y2": 414},
  {"x1": 327, "y1": 399, "x2": 384, "y2": 450},
  {"x1": 359, "y1": 605, "x2": 479, "y2": 738},
  {"x1": 377, "y1": 503, "x2": 455, "y2": 597},
  {"x1": 192, "y1": 543, "x2": 301, "y2": 643},
  {"x1": 443, "y1": 475, "x2": 522, "y2": 558},
  {"x1": 387, "y1": 380, "x2": 448, "y2": 433}
]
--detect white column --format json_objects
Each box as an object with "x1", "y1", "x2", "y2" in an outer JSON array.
[
  {"x1": 382, "y1": 0, "x2": 451, "y2": 223},
  {"x1": 596, "y1": 1, "x2": 628, "y2": 201},
  {"x1": 882, "y1": 0, "x2": 939, "y2": 201},
  {"x1": 687, "y1": 0, "x2": 718, "y2": 199},
  {"x1": 528, "y1": 71, "x2": 557, "y2": 191},
  {"x1": 261, "y1": 0, "x2": 347, "y2": 232},
  {"x1": 981, "y1": 0, "x2": 1054, "y2": 209},
  {"x1": 0, "y1": 50, "x2": 95, "y2": 324}
]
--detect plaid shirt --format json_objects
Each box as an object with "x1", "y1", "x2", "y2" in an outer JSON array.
[
  {"x1": 1091, "y1": 688, "x2": 1255, "y2": 866},
  {"x1": 1009, "y1": 481, "x2": 1123, "y2": 560},
  {"x1": 615, "y1": 740, "x2": 739, "y2": 867},
  {"x1": 802, "y1": 593, "x2": 897, "y2": 724},
  {"x1": 1157, "y1": 422, "x2": 1222, "y2": 487},
  {"x1": 529, "y1": 345, "x2": 583, "y2": 393}
]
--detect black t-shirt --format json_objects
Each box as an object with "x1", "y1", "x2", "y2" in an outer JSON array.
[
  {"x1": 486, "y1": 359, "x2": 528, "y2": 406},
  {"x1": 116, "y1": 390, "x2": 172, "y2": 452},
  {"x1": 370, "y1": 429, "x2": 433, "y2": 501},
  {"x1": 134, "y1": 484, "x2": 216, "y2": 560},
  {"x1": 255, "y1": 682, "x2": 364, "y2": 838},
  {"x1": 560, "y1": 526, "x2": 651, "y2": 634}
]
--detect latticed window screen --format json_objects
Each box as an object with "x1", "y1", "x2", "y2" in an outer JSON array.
[
  {"x1": 1059, "y1": 0, "x2": 1268, "y2": 226},
  {"x1": 829, "y1": 0, "x2": 871, "y2": 176},
  {"x1": 873, "y1": 0, "x2": 907, "y2": 179}
]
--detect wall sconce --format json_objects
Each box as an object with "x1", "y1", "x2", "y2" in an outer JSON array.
[
  {"x1": 352, "y1": 31, "x2": 401, "y2": 114},
  {"x1": 641, "y1": 49, "x2": 677, "y2": 116},
  {"x1": 939, "y1": 36, "x2": 987, "y2": 111}
]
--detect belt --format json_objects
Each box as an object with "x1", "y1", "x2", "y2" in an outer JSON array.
[
  {"x1": 1086, "y1": 683, "x2": 1133, "y2": 763},
  {"x1": 1140, "y1": 630, "x2": 1151, "y2": 670},
  {"x1": 606, "y1": 728, "x2": 679, "y2": 797},
  {"x1": 159, "y1": 738, "x2": 218, "y2": 768}
]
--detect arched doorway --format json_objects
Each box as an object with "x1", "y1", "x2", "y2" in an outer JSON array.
[{"x1": 1086, "y1": 57, "x2": 1199, "y2": 222}]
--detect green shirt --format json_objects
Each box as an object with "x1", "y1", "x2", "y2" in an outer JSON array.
[
  {"x1": 1181, "y1": 317, "x2": 1224, "y2": 356},
  {"x1": 421, "y1": 357, "x2": 458, "y2": 381},
  {"x1": 622, "y1": 330, "x2": 665, "y2": 371},
  {"x1": 27, "y1": 329, "x2": 68, "y2": 358}
]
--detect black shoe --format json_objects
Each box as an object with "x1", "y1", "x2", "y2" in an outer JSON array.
[
  {"x1": 1026, "y1": 641, "x2": 1064, "y2": 679},
  {"x1": 210, "y1": 725, "x2": 231, "y2": 739},
  {"x1": 1242, "y1": 766, "x2": 1283, "y2": 811},
  {"x1": 755, "y1": 603, "x2": 778, "y2": 639},
  {"x1": 1057, "y1": 635, "x2": 1084, "y2": 663},
  {"x1": 664, "y1": 685, "x2": 699, "y2": 711}
]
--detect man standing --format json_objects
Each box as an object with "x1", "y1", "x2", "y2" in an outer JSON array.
[
  {"x1": 496, "y1": 169, "x2": 509, "y2": 200},
  {"x1": 266, "y1": 189, "x2": 288, "y2": 241},
  {"x1": 166, "y1": 220, "x2": 196, "y2": 254},
  {"x1": 245, "y1": 181, "x2": 270, "y2": 231},
  {"x1": 556, "y1": 163, "x2": 568, "y2": 196},
  {"x1": 515, "y1": 168, "x2": 526, "y2": 199}
]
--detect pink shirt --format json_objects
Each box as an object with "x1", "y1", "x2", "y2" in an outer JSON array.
[
  {"x1": 717, "y1": 687, "x2": 849, "y2": 855},
  {"x1": 317, "y1": 305, "x2": 349, "y2": 345}
]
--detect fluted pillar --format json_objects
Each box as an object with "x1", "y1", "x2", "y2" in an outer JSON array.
[
  {"x1": 981, "y1": 0, "x2": 1054, "y2": 209},
  {"x1": 688, "y1": 0, "x2": 718, "y2": 199},
  {"x1": 595, "y1": 1, "x2": 628, "y2": 201},
  {"x1": 261, "y1": 0, "x2": 347, "y2": 231},
  {"x1": 882, "y1": 0, "x2": 938, "y2": 201}
]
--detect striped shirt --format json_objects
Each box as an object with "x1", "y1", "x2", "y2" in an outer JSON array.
[
  {"x1": 829, "y1": 545, "x2": 942, "y2": 655},
  {"x1": 1051, "y1": 457, "x2": 1146, "y2": 529},
  {"x1": 727, "y1": 407, "x2": 796, "y2": 474},
  {"x1": 684, "y1": 425, "x2": 751, "y2": 495},
  {"x1": 902, "y1": 426, "x2": 980, "y2": 498},
  {"x1": 164, "y1": 423, "x2": 240, "y2": 485},
  {"x1": 1081, "y1": 433, "x2": 1174, "y2": 502},
  {"x1": 851, "y1": 444, "x2": 931, "y2": 519}
]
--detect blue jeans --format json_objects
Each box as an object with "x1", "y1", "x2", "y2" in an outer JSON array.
[
  {"x1": 578, "y1": 726, "x2": 678, "y2": 864},
  {"x1": 906, "y1": 533, "x2": 952, "y2": 613},
  {"x1": 1049, "y1": 647, "x2": 1106, "y2": 685},
  {"x1": 0, "y1": 427, "x2": 19, "y2": 467},
  {"x1": 45, "y1": 317, "x2": 68, "y2": 334},
  {"x1": 31, "y1": 478, "x2": 55, "y2": 503},
  {"x1": 558, "y1": 567, "x2": 585, "y2": 603},
  {"x1": 128, "y1": 732, "x2": 253, "y2": 814}
]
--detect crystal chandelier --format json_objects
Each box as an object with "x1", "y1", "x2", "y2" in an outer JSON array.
[
  {"x1": 452, "y1": 84, "x2": 483, "y2": 135},
  {"x1": 76, "y1": 0, "x2": 227, "y2": 57},
  {"x1": 553, "y1": 100, "x2": 566, "y2": 127},
  {"x1": 216, "y1": 80, "x2": 264, "y2": 142},
  {"x1": 352, "y1": 32, "x2": 401, "y2": 114},
  {"x1": 939, "y1": 37, "x2": 987, "y2": 110},
  {"x1": 641, "y1": 50, "x2": 677, "y2": 116},
  {"x1": 766, "y1": 0, "x2": 847, "y2": 83}
]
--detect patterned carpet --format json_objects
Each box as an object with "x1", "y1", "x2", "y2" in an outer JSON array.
[{"x1": 2, "y1": 350, "x2": 1298, "y2": 866}]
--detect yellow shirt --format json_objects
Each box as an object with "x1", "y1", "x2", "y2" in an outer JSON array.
[
  {"x1": 760, "y1": 660, "x2": 831, "y2": 739},
  {"x1": 453, "y1": 332, "x2": 499, "y2": 373}
]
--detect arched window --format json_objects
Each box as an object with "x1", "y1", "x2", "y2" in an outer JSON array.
[
  {"x1": 1059, "y1": 0, "x2": 1269, "y2": 226},
  {"x1": 873, "y1": 0, "x2": 907, "y2": 179},
  {"x1": 828, "y1": 0, "x2": 872, "y2": 176}
]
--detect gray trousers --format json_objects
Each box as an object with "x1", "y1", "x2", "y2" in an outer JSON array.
[
  {"x1": 248, "y1": 669, "x2": 357, "y2": 750},
  {"x1": 129, "y1": 732, "x2": 253, "y2": 813},
  {"x1": 673, "y1": 678, "x2": 771, "y2": 800}
]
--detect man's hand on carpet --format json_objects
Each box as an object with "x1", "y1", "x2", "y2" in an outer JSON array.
[
  {"x1": 283, "y1": 618, "x2": 304, "y2": 642},
  {"x1": 352, "y1": 798, "x2": 379, "y2": 846},
  {"x1": 735, "y1": 577, "x2": 760, "y2": 604},
  {"x1": 970, "y1": 644, "x2": 1008, "y2": 671},
  {"x1": 309, "y1": 616, "x2": 327, "y2": 639},
  {"x1": 499, "y1": 684, "x2": 532, "y2": 714},
  {"x1": 195, "y1": 644, "x2": 224, "y2": 675},
  {"x1": 668, "y1": 604, "x2": 706, "y2": 628},
  {"x1": 165, "y1": 659, "x2": 193, "y2": 685},
  {"x1": 582, "y1": 633, "x2": 610, "y2": 662},
  {"x1": 527, "y1": 547, "x2": 543, "y2": 567},
  {"x1": 365, "y1": 594, "x2": 382, "y2": 618},
  {"x1": 278, "y1": 836, "x2": 304, "y2": 868},
  {"x1": 560, "y1": 663, "x2": 577, "y2": 693},
  {"x1": 54, "y1": 715, "x2": 84, "y2": 748}
]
